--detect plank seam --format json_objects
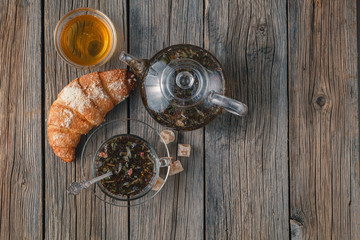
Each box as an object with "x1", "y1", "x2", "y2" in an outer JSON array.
[
  {"x1": 126, "y1": 0, "x2": 131, "y2": 239},
  {"x1": 355, "y1": 0, "x2": 360, "y2": 238},
  {"x1": 6, "y1": 5, "x2": 16, "y2": 239},
  {"x1": 286, "y1": 0, "x2": 291, "y2": 239},
  {"x1": 41, "y1": 0, "x2": 46, "y2": 238}
]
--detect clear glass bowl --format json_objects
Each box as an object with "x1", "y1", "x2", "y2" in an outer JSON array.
[
  {"x1": 54, "y1": 8, "x2": 117, "y2": 69},
  {"x1": 81, "y1": 119, "x2": 170, "y2": 207}
]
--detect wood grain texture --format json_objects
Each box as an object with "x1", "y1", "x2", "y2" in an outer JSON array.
[
  {"x1": 129, "y1": 0, "x2": 204, "y2": 239},
  {"x1": 44, "y1": 1, "x2": 129, "y2": 239},
  {"x1": 2, "y1": 0, "x2": 360, "y2": 239},
  {"x1": 289, "y1": 0, "x2": 360, "y2": 238},
  {"x1": 0, "y1": 0, "x2": 43, "y2": 239},
  {"x1": 128, "y1": 1, "x2": 176, "y2": 239},
  {"x1": 204, "y1": 0, "x2": 289, "y2": 239},
  {"x1": 168, "y1": 1, "x2": 204, "y2": 239},
  {"x1": 128, "y1": 1, "x2": 174, "y2": 239}
]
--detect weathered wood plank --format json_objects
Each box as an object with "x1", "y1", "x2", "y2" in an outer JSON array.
[
  {"x1": 204, "y1": 0, "x2": 289, "y2": 239},
  {"x1": 168, "y1": 1, "x2": 204, "y2": 239},
  {"x1": 0, "y1": 0, "x2": 43, "y2": 239},
  {"x1": 288, "y1": 0, "x2": 360, "y2": 238},
  {"x1": 129, "y1": 0, "x2": 204, "y2": 239},
  {"x1": 128, "y1": 1, "x2": 176, "y2": 239},
  {"x1": 44, "y1": 1, "x2": 129, "y2": 239}
]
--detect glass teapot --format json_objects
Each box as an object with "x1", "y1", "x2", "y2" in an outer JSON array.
[{"x1": 120, "y1": 44, "x2": 247, "y2": 131}]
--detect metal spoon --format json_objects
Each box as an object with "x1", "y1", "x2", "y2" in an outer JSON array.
[{"x1": 67, "y1": 171, "x2": 113, "y2": 195}]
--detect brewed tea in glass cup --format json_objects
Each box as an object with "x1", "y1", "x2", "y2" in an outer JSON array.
[{"x1": 54, "y1": 8, "x2": 117, "y2": 69}]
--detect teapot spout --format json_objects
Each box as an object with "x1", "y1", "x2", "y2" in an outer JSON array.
[{"x1": 119, "y1": 51, "x2": 148, "y2": 79}]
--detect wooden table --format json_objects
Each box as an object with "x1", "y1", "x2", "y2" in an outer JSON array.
[{"x1": 1, "y1": 0, "x2": 359, "y2": 239}]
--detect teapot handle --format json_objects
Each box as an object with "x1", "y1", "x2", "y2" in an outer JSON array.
[{"x1": 208, "y1": 91, "x2": 248, "y2": 116}]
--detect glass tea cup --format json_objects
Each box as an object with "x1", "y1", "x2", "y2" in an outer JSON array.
[
  {"x1": 81, "y1": 119, "x2": 171, "y2": 207},
  {"x1": 54, "y1": 8, "x2": 117, "y2": 69}
]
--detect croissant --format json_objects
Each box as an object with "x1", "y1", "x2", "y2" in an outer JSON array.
[{"x1": 48, "y1": 69, "x2": 137, "y2": 162}]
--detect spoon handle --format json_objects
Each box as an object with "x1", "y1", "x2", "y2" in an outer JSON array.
[
  {"x1": 83, "y1": 171, "x2": 113, "y2": 188},
  {"x1": 67, "y1": 171, "x2": 113, "y2": 195}
]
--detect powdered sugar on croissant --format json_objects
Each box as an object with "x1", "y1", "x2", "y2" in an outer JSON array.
[{"x1": 48, "y1": 69, "x2": 137, "y2": 162}]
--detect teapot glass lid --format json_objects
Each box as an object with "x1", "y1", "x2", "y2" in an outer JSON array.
[{"x1": 160, "y1": 57, "x2": 209, "y2": 107}]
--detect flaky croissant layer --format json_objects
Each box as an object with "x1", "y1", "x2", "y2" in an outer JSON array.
[{"x1": 48, "y1": 69, "x2": 137, "y2": 162}]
